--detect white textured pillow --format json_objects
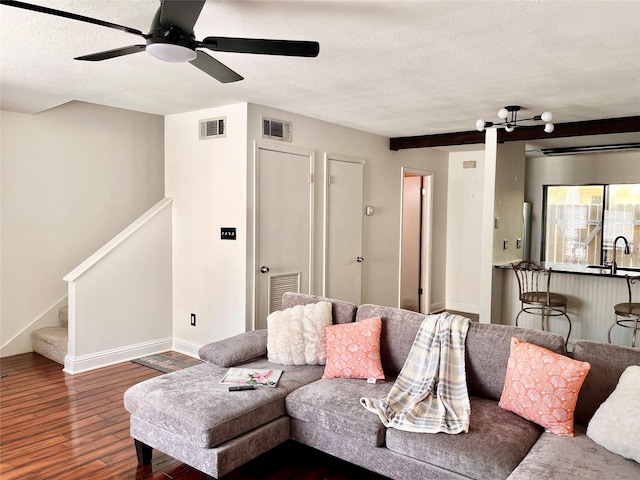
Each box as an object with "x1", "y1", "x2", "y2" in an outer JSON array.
[
  {"x1": 267, "y1": 301, "x2": 333, "y2": 365},
  {"x1": 587, "y1": 365, "x2": 640, "y2": 463}
]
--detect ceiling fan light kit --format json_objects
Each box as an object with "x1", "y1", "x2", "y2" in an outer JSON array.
[
  {"x1": 476, "y1": 105, "x2": 555, "y2": 134},
  {"x1": 0, "y1": 0, "x2": 319, "y2": 82},
  {"x1": 146, "y1": 42, "x2": 197, "y2": 63}
]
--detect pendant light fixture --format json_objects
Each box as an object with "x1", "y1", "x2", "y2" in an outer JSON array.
[{"x1": 476, "y1": 106, "x2": 554, "y2": 133}]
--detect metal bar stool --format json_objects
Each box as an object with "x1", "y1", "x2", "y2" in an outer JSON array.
[
  {"x1": 512, "y1": 260, "x2": 572, "y2": 348},
  {"x1": 609, "y1": 275, "x2": 640, "y2": 347}
]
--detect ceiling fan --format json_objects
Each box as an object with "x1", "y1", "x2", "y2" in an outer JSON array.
[{"x1": 0, "y1": 0, "x2": 320, "y2": 83}]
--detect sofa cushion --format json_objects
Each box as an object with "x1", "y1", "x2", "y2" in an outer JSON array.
[
  {"x1": 507, "y1": 425, "x2": 640, "y2": 480},
  {"x1": 498, "y1": 338, "x2": 590, "y2": 437},
  {"x1": 587, "y1": 365, "x2": 640, "y2": 463},
  {"x1": 322, "y1": 316, "x2": 385, "y2": 380},
  {"x1": 572, "y1": 340, "x2": 640, "y2": 426},
  {"x1": 267, "y1": 301, "x2": 333, "y2": 365},
  {"x1": 385, "y1": 396, "x2": 543, "y2": 480},
  {"x1": 282, "y1": 292, "x2": 357, "y2": 324},
  {"x1": 356, "y1": 304, "x2": 426, "y2": 377},
  {"x1": 285, "y1": 377, "x2": 393, "y2": 447},
  {"x1": 465, "y1": 322, "x2": 566, "y2": 401},
  {"x1": 124, "y1": 359, "x2": 323, "y2": 449},
  {"x1": 199, "y1": 329, "x2": 268, "y2": 366}
]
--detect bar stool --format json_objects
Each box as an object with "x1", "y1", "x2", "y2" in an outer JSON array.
[
  {"x1": 608, "y1": 275, "x2": 640, "y2": 347},
  {"x1": 511, "y1": 260, "x2": 572, "y2": 348}
]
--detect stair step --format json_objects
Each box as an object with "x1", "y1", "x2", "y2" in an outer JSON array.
[
  {"x1": 59, "y1": 306, "x2": 68, "y2": 328},
  {"x1": 32, "y1": 326, "x2": 68, "y2": 365}
]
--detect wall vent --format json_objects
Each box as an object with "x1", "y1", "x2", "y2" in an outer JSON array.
[
  {"x1": 262, "y1": 117, "x2": 292, "y2": 142},
  {"x1": 199, "y1": 117, "x2": 226, "y2": 140},
  {"x1": 267, "y1": 272, "x2": 301, "y2": 314}
]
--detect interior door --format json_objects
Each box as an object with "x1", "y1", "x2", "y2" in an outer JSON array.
[
  {"x1": 325, "y1": 157, "x2": 364, "y2": 304},
  {"x1": 255, "y1": 146, "x2": 313, "y2": 330}
]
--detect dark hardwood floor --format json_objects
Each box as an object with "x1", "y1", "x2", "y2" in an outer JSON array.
[{"x1": 0, "y1": 352, "x2": 390, "y2": 480}]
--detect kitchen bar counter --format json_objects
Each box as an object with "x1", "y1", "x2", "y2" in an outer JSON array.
[
  {"x1": 494, "y1": 261, "x2": 638, "y2": 347},
  {"x1": 495, "y1": 261, "x2": 640, "y2": 278}
]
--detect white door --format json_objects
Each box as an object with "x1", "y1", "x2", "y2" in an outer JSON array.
[
  {"x1": 324, "y1": 157, "x2": 364, "y2": 304},
  {"x1": 255, "y1": 146, "x2": 313, "y2": 330}
]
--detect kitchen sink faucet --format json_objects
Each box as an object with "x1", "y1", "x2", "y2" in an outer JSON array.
[{"x1": 612, "y1": 236, "x2": 630, "y2": 274}]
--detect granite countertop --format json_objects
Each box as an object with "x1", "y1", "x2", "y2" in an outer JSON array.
[{"x1": 495, "y1": 261, "x2": 640, "y2": 278}]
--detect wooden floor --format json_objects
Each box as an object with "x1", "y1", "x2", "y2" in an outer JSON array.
[{"x1": 0, "y1": 352, "x2": 390, "y2": 480}]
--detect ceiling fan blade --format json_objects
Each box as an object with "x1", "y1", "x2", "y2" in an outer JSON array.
[
  {"x1": 201, "y1": 37, "x2": 319, "y2": 57},
  {"x1": 75, "y1": 45, "x2": 146, "y2": 62},
  {"x1": 159, "y1": 0, "x2": 205, "y2": 34},
  {"x1": 0, "y1": 0, "x2": 149, "y2": 39},
  {"x1": 190, "y1": 50, "x2": 243, "y2": 83}
]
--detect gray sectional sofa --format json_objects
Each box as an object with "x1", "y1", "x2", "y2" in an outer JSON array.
[{"x1": 124, "y1": 293, "x2": 640, "y2": 479}]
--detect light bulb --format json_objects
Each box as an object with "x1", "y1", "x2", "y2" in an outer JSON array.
[
  {"x1": 476, "y1": 119, "x2": 486, "y2": 131},
  {"x1": 505, "y1": 125, "x2": 515, "y2": 133},
  {"x1": 498, "y1": 108, "x2": 509, "y2": 119},
  {"x1": 544, "y1": 123, "x2": 555, "y2": 133},
  {"x1": 541, "y1": 111, "x2": 553, "y2": 122}
]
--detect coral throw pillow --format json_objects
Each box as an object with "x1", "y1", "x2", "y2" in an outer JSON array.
[
  {"x1": 322, "y1": 316, "x2": 385, "y2": 381},
  {"x1": 499, "y1": 337, "x2": 591, "y2": 437}
]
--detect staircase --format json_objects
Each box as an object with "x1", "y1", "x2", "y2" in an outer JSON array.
[{"x1": 32, "y1": 306, "x2": 68, "y2": 365}]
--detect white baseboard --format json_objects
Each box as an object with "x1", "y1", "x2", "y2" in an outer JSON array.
[
  {"x1": 445, "y1": 301, "x2": 480, "y2": 315},
  {"x1": 63, "y1": 337, "x2": 173, "y2": 374},
  {"x1": 429, "y1": 300, "x2": 446, "y2": 314},
  {"x1": 172, "y1": 337, "x2": 202, "y2": 359}
]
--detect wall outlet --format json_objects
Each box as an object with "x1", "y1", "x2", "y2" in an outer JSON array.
[
  {"x1": 516, "y1": 238, "x2": 522, "y2": 249},
  {"x1": 190, "y1": 313, "x2": 196, "y2": 326}
]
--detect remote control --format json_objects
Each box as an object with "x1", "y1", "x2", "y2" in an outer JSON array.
[{"x1": 228, "y1": 385, "x2": 255, "y2": 391}]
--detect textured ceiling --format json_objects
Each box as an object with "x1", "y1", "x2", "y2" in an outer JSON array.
[{"x1": 1, "y1": 0, "x2": 639, "y2": 141}]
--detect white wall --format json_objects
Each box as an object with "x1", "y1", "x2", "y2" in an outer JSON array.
[
  {"x1": 166, "y1": 102, "x2": 450, "y2": 349},
  {"x1": 446, "y1": 150, "x2": 484, "y2": 314},
  {"x1": 525, "y1": 150, "x2": 640, "y2": 261},
  {"x1": 64, "y1": 199, "x2": 173, "y2": 373},
  {"x1": 165, "y1": 103, "x2": 249, "y2": 350},
  {"x1": 1, "y1": 102, "x2": 164, "y2": 356}
]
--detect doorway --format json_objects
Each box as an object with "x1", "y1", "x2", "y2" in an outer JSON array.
[
  {"x1": 254, "y1": 144, "x2": 314, "y2": 330},
  {"x1": 399, "y1": 168, "x2": 433, "y2": 313}
]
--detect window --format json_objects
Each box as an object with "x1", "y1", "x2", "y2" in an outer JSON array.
[{"x1": 542, "y1": 184, "x2": 640, "y2": 267}]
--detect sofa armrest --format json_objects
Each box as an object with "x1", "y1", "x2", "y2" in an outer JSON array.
[{"x1": 198, "y1": 329, "x2": 268, "y2": 367}]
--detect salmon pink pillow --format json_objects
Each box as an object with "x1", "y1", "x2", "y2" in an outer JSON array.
[
  {"x1": 322, "y1": 316, "x2": 385, "y2": 381},
  {"x1": 499, "y1": 337, "x2": 591, "y2": 437}
]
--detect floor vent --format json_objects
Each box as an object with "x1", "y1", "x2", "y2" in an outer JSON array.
[
  {"x1": 262, "y1": 117, "x2": 292, "y2": 142},
  {"x1": 199, "y1": 117, "x2": 226, "y2": 140}
]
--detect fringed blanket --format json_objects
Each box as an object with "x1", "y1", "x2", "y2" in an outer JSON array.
[{"x1": 360, "y1": 313, "x2": 471, "y2": 434}]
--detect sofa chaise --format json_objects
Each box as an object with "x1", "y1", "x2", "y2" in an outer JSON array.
[{"x1": 124, "y1": 292, "x2": 640, "y2": 479}]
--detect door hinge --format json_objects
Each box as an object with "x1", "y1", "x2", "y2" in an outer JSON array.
[
  {"x1": 418, "y1": 288, "x2": 423, "y2": 295},
  {"x1": 421, "y1": 188, "x2": 426, "y2": 196},
  {"x1": 308, "y1": 174, "x2": 314, "y2": 184}
]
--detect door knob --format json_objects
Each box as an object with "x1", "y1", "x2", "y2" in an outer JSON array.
[
  {"x1": 356, "y1": 257, "x2": 364, "y2": 263},
  {"x1": 260, "y1": 266, "x2": 270, "y2": 273}
]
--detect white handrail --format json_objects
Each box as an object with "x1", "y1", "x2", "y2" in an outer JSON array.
[{"x1": 63, "y1": 198, "x2": 173, "y2": 282}]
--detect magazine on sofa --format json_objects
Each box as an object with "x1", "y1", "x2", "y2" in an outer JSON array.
[{"x1": 220, "y1": 368, "x2": 282, "y2": 387}]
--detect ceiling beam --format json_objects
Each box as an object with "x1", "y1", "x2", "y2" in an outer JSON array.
[{"x1": 389, "y1": 116, "x2": 640, "y2": 151}]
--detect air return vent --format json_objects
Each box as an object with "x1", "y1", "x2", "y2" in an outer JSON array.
[
  {"x1": 262, "y1": 117, "x2": 292, "y2": 142},
  {"x1": 199, "y1": 117, "x2": 226, "y2": 140}
]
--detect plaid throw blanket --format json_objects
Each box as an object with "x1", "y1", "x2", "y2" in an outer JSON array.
[{"x1": 360, "y1": 313, "x2": 471, "y2": 434}]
